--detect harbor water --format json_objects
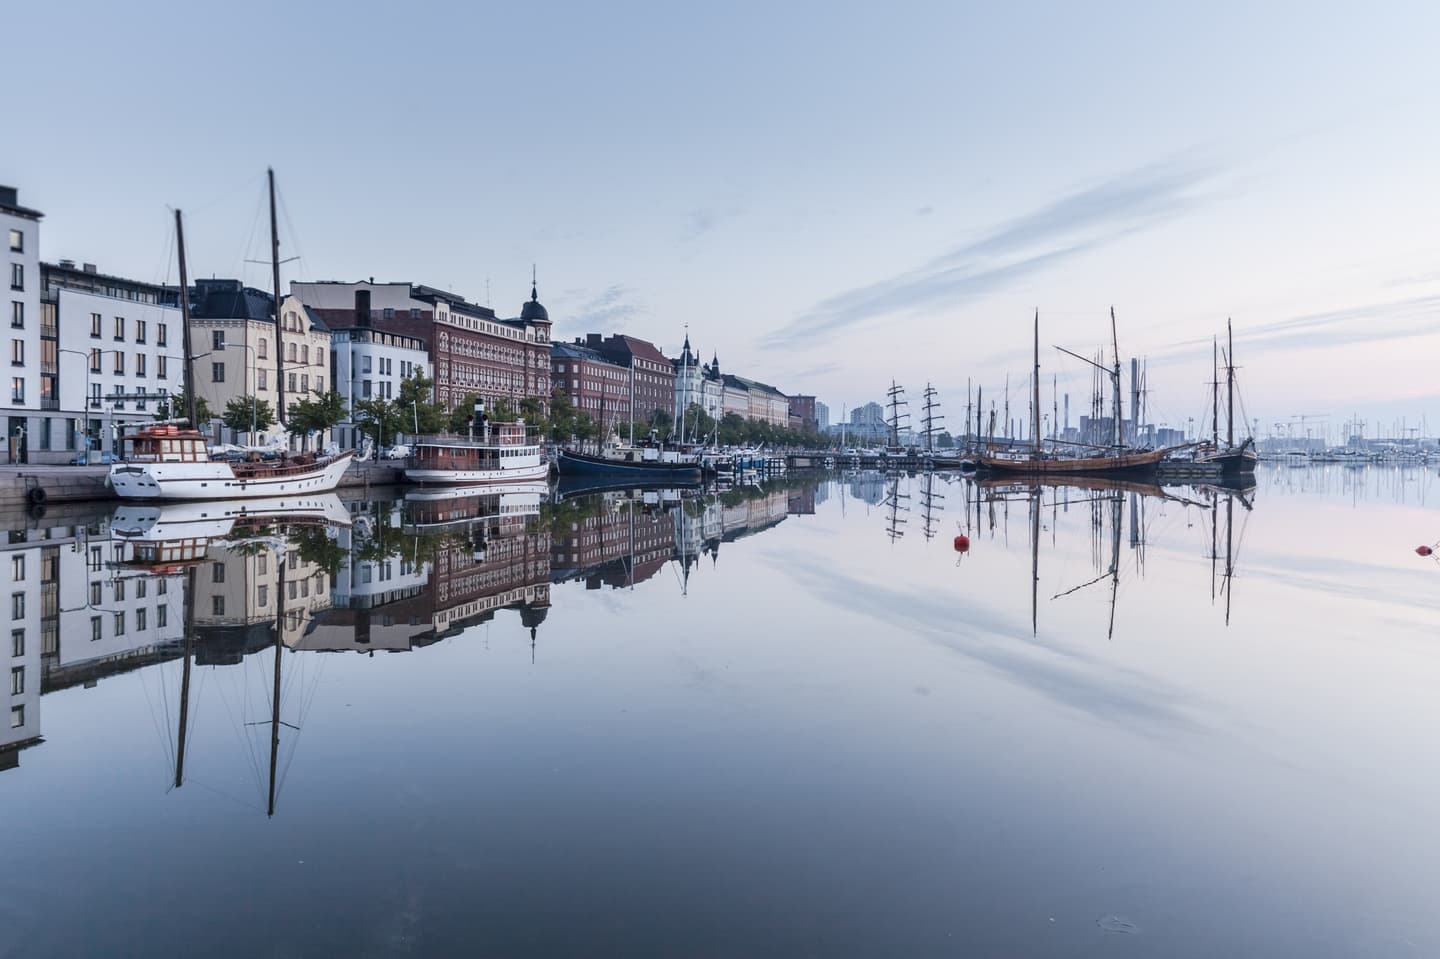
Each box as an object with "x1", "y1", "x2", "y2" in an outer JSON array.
[{"x1": 2, "y1": 465, "x2": 1438, "y2": 957}]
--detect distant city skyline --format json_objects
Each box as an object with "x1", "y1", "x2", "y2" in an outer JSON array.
[{"x1": 7, "y1": 1, "x2": 1439, "y2": 437}]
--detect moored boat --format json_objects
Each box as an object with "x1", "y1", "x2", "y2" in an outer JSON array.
[
  {"x1": 109, "y1": 425, "x2": 353, "y2": 500},
  {"x1": 557, "y1": 437, "x2": 702, "y2": 480},
  {"x1": 404, "y1": 422, "x2": 549, "y2": 485}
]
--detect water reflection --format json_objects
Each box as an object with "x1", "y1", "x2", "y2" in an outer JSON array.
[{"x1": 1, "y1": 477, "x2": 825, "y2": 802}]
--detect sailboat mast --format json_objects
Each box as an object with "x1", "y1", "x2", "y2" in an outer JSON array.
[
  {"x1": 1226, "y1": 318, "x2": 1236, "y2": 446},
  {"x1": 1212, "y1": 337, "x2": 1219, "y2": 448},
  {"x1": 1032, "y1": 310, "x2": 1041, "y2": 456},
  {"x1": 175, "y1": 210, "x2": 196, "y2": 427},
  {"x1": 269, "y1": 169, "x2": 286, "y2": 429},
  {"x1": 1110, "y1": 307, "x2": 1122, "y2": 450}
]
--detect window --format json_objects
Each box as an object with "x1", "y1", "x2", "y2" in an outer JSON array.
[
  {"x1": 258, "y1": 338, "x2": 267, "y2": 359},
  {"x1": 114, "y1": 579, "x2": 125, "y2": 602},
  {"x1": 257, "y1": 585, "x2": 268, "y2": 607},
  {"x1": 212, "y1": 362, "x2": 225, "y2": 383},
  {"x1": 10, "y1": 555, "x2": 21, "y2": 581},
  {"x1": 11, "y1": 666, "x2": 23, "y2": 695},
  {"x1": 212, "y1": 330, "x2": 225, "y2": 350},
  {"x1": 113, "y1": 353, "x2": 124, "y2": 375},
  {"x1": 6, "y1": 229, "x2": 20, "y2": 252},
  {"x1": 211, "y1": 596, "x2": 224, "y2": 616},
  {"x1": 10, "y1": 301, "x2": 21, "y2": 328},
  {"x1": 410, "y1": 308, "x2": 420, "y2": 319},
  {"x1": 10, "y1": 378, "x2": 22, "y2": 403},
  {"x1": 212, "y1": 562, "x2": 225, "y2": 583},
  {"x1": 136, "y1": 608, "x2": 146, "y2": 631},
  {"x1": 10, "y1": 629, "x2": 22, "y2": 657},
  {"x1": 156, "y1": 605, "x2": 166, "y2": 627},
  {"x1": 135, "y1": 354, "x2": 146, "y2": 377},
  {"x1": 362, "y1": 379, "x2": 372, "y2": 398},
  {"x1": 383, "y1": 308, "x2": 394, "y2": 320},
  {"x1": 258, "y1": 554, "x2": 267, "y2": 574},
  {"x1": 157, "y1": 578, "x2": 166, "y2": 595},
  {"x1": 287, "y1": 343, "x2": 296, "y2": 362},
  {"x1": 288, "y1": 373, "x2": 296, "y2": 392},
  {"x1": 114, "y1": 611, "x2": 125, "y2": 635},
  {"x1": 9, "y1": 705, "x2": 21, "y2": 729},
  {"x1": 89, "y1": 348, "x2": 101, "y2": 372},
  {"x1": 9, "y1": 263, "x2": 22, "y2": 291},
  {"x1": 301, "y1": 345, "x2": 309, "y2": 365},
  {"x1": 136, "y1": 320, "x2": 147, "y2": 343},
  {"x1": 257, "y1": 369, "x2": 266, "y2": 389},
  {"x1": 316, "y1": 376, "x2": 324, "y2": 393},
  {"x1": 9, "y1": 339, "x2": 20, "y2": 365},
  {"x1": 91, "y1": 313, "x2": 102, "y2": 338},
  {"x1": 89, "y1": 383, "x2": 100, "y2": 408},
  {"x1": 157, "y1": 355, "x2": 167, "y2": 379},
  {"x1": 157, "y1": 323, "x2": 167, "y2": 346},
  {"x1": 90, "y1": 615, "x2": 101, "y2": 640},
  {"x1": 113, "y1": 316, "x2": 124, "y2": 340},
  {"x1": 136, "y1": 579, "x2": 146, "y2": 599},
  {"x1": 9, "y1": 592, "x2": 21, "y2": 620},
  {"x1": 362, "y1": 355, "x2": 372, "y2": 374}
]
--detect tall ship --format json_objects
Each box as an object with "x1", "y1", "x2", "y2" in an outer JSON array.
[
  {"x1": 110, "y1": 168, "x2": 355, "y2": 501},
  {"x1": 975, "y1": 310, "x2": 1179, "y2": 478},
  {"x1": 404, "y1": 421, "x2": 550, "y2": 485},
  {"x1": 1194, "y1": 319, "x2": 1258, "y2": 478},
  {"x1": 110, "y1": 425, "x2": 353, "y2": 499}
]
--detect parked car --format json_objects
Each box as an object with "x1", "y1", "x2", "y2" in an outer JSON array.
[
  {"x1": 69, "y1": 451, "x2": 116, "y2": 465},
  {"x1": 382, "y1": 444, "x2": 412, "y2": 460}
]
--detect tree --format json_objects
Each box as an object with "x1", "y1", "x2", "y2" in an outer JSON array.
[
  {"x1": 396, "y1": 369, "x2": 446, "y2": 434},
  {"x1": 154, "y1": 391, "x2": 210, "y2": 425},
  {"x1": 222, "y1": 396, "x2": 275, "y2": 439},
  {"x1": 352, "y1": 398, "x2": 407, "y2": 452},
  {"x1": 287, "y1": 390, "x2": 347, "y2": 450}
]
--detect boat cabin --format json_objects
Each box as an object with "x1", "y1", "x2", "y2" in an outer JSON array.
[
  {"x1": 121, "y1": 425, "x2": 211, "y2": 463},
  {"x1": 409, "y1": 422, "x2": 537, "y2": 472}
]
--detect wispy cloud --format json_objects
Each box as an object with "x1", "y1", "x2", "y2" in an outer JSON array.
[
  {"x1": 678, "y1": 204, "x2": 741, "y2": 244},
  {"x1": 560, "y1": 285, "x2": 645, "y2": 336},
  {"x1": 765, "y1": 158, "x2": 1219, "y2": 347}
]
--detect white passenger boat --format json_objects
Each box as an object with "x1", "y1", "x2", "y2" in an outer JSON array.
[
  {"x1": 404, "y1": 422, "x2": 550, "y2": 485},
  {"x1": 109, "y1": 425, "x2": 353, "y2": 500}
]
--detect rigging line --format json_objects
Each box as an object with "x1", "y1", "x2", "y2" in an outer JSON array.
[
  {"x1": 276, "y1": 188, "x2": 310, "y2": 282},
  {"x1": 136, "y1": 657, "x2": 177, "y2": 773},
  {"x1": 214, "y1": 660, "x2": 266, "y2": 801},
  {"x1": 187, "y1": 170, "x2": 267, "y2": 217}
]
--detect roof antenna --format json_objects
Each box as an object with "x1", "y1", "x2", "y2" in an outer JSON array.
[{"x1": 531, "y1": 263, "x2": 538, "y2": 301}]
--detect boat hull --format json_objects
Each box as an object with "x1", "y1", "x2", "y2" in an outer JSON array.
[
  {"x1": 1196, "y1": 447, "x2": 1258, "y2": 476},
  {"x1": 557, "y1": 449, "x2": 702, "y2": 480},
  {"x1": 404, "y1": 461, "x2": 550, "y2": 485},
  {"x1": 976, "y1": 446, "x2": 1172, "y2": 477},
  {"x1": 109, "y1": 452, "x2": 353, "y2": 500}
]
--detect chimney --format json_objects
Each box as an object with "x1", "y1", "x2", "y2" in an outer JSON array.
[
  {"x1": 0, "y1": 186, "x2": 16, "y2": 207},
  {"x1": 82, "y1": 263, "x2": 97, "y2": 274},
  {"x1": 355, "y1": 288, "x2": 371, "y2": 328},
  {"x1": 586, "y1": 333, "x2": 602, "y2": 348},
  {"x1": 58, "y1": 259, "x2": 75, "y2": 269}
]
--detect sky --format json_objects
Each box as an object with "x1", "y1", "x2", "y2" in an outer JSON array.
[{"x1": 6, "y1": 0, "x2": 1439, "y2": 443}]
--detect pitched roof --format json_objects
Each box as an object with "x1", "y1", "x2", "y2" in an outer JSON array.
[
  {"x1": 603, "y1": 334, "x2": 669, "y2": 366},
  {"x1": 190, "y1": 279, "x2": 274, "y2": 321}
]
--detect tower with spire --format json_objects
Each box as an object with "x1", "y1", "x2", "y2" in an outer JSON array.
[{"x1": 520, "y1": 265, "x2": 550, "y2": 343}]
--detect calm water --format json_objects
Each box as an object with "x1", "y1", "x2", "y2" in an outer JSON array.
[{"x1": 3, "y1": 466, "x2": 1439, "y2": 957}]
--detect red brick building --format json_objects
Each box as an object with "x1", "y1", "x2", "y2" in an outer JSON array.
[
  {"x1": 550, "y1": 340, "x2": 632, "y2": 434},
  {"x1": 580, "y1": 333, "x2": 676, "y2": 429},
  {"x1": 290, "y1": 280, "x2": 552, "y2": 412}
]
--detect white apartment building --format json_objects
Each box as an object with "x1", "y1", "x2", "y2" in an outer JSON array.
[
  {"x1": 2, "y1": 186, "x2": 41, "y2": 463},
  {"x1": 42, "y1": 262, "x2": 186, "y2": 460},
  {"x1": 328, "y1": 326, "x2": 428, "y2": 450}
]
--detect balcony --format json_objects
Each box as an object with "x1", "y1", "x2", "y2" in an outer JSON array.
[{"x1": 40, "y1": 398, "x2": 58, "y2": 411}]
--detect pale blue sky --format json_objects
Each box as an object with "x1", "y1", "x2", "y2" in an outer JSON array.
[{"x1": 7, "y1": 0, "x2": 1439, "y2": 440}]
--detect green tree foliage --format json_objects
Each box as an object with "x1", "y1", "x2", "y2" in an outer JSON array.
[
  {"x1": 352, "y1": 398, "x2": 407, "y2": 451},
  {"x1": 287, "y1": 390, "x2": 348, "y2": 449},
  {"x1": 154, "y1": 391, "x2": 210, "y2": 425},
  {"x1": 221, "y1": 396, "x2": 276, "y2": 436}
]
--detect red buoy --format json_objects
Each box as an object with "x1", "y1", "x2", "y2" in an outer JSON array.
[
  {"x1": 954, "y1": 535, "x2": 970, "y2": 552},
  {"x1": 1417, "y1": 545, "x2": 1433, "y2": 557}
]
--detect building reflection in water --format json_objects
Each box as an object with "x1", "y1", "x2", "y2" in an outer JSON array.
[{"x1": 1, "y1": 477, "x2": 822, "y2": 802}]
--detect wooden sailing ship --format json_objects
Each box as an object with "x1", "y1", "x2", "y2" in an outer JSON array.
[{"x1": 976, "y1": 309, "x2": 1184, "y2": 478}]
